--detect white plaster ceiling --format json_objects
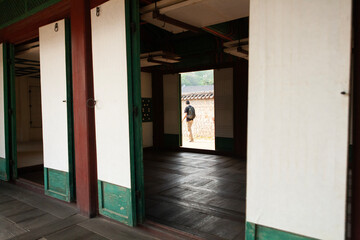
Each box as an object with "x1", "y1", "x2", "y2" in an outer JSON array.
[{"x1": 141, "y1": 0, "x2": 249, "y2": 33}]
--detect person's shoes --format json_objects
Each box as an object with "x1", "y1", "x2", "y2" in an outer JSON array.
[{"x1": 189, "y1": 140, "x2": 194, "y2": 142}]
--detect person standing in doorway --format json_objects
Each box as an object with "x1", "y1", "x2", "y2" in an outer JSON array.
[{"x1": 183, "y1": 100, "x2": 196, "y2": 142}]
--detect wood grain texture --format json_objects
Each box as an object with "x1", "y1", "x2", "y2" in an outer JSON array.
[
  {"x1": 353, "y1": 1, "x2": 360, "y2": 239},
  {"x1": 144, "y1": 150, "x2": 246, "y2": 240},
  {"x1": 98, "y1": 180, "x2": 133, "y2": 226},
  {"x1": 0, "y1": 181, "x2": 195, "y2": 240},
  {"x1": 70, "y1": 0, "x2": 98, "y2": 217},
  {"x1": 0, "y1": 0, "x2": 109, "y2": 44}
]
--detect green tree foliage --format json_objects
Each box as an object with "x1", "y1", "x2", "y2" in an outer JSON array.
[{"x1": 181, "y1": 70, "x2": 214, "y2": 86}]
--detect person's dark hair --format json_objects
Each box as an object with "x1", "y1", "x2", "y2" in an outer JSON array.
[{"x1": 186, "y1": 100, "x2": 190, "y2": 104}]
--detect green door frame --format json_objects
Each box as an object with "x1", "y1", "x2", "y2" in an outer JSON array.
[
  {"x1": 3, "y1": 43, "x2": 17, "y2": 181},
  {"x1": 64, "y1": 18, "x2": 76, "y2": 201},
  {"x1": 1, "y1": 43, "x2": 15, "y2": 181},
  {"x1": 125, "y1": 0, "x2": 145, "y2": 224}
]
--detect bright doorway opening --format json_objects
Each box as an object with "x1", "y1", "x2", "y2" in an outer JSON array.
[{"x1": 181, "y1": 69, "x2": 215, "y2": 150}]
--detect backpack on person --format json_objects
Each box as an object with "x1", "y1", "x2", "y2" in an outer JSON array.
[{"x1": 187, "y1": 105, "x2": 196, "y2": 120}]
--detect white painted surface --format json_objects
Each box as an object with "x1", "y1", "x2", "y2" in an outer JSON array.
[
  {"x1": 214, "y1": 68, "x2": 233, "y2": 138},
  {"x1": 142, "y1": 123, "x2": 153, "y2": 148},
  {"x1": 17, "y1": 141, "x2": 43, "y2": 168},
  {"x1": 39, "y1": 20, "x2": 69, "y2": 172},
  {"x1": 141, "y1": 72, "x2": 153, "y2": 148},
  {"x1": 0, "y1": 44, "x2": 5, "y2": 159},
  {"x1": 91, "y1": 0, "x2": 131, "y2": 188},
  {"x1": 141, "y1": 72, "x2": 152, "y2": 98},
  {"x1": 15, "y1": 76, "x2": 42, "y2": 142},
  {"x1": 163, "y1": 74, "x2": 179, "y2": 134},
  {"x1": 247, "y1": 1, "x2": 352, "y2": 239}
]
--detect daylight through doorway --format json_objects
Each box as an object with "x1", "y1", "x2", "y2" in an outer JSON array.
[
  {"x1": 15, "y1": 40, "x2": 44, "y2": 186},
  {"x1": 181, "y1": 70, "x2": 215, "y2": 150}
]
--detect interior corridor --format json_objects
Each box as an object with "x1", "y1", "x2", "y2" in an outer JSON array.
[{"x1": 144, "y1": 151, "x2": 246, "y2": 240}]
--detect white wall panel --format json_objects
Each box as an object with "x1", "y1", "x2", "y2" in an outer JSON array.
[
  {"x1": 91, "y1": 0, "x2": 131, "y2": 188},
  {"x1": 0, "y1": 44, "x2": 5, "y2": 158},
  {"x1": 142, "y1": 123, "x2": 153, "y2": 148},
  {"x1": 141, "y1": 72, "x2": 153, "y2": 148},
  {"x1": 214, "y1": 68, "x2": 233, "y2": 138},
  {"x1": 163, "y1": 74, "x2": 179, "y2": 134},
  {"x1": 247, "y1": 1, "x2": 352, "y2": 239},
  {"x1": 39, "y1": 20, "x2": 69, "y2": 172},
  {"x1": 141, "y1": 72, "x2": 152, "y2": 98}
]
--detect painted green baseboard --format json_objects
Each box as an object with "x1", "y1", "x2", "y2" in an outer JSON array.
[
  {"x1": 164, "y1": 134, "x2": 179, "y2": 148},
  {"x1": 44, "y1": 168, "x2": 71, "y2": 202},
  {"x1": 0, "y1": 157, "x2": 9, "y2": 181},
  {"x1": 98, "y1": 180, "x2": 134, "y2": 226},
  {"x1": 246, "y1": 222, "x2": 315, "y2": 240},
  {"x1": 215, "y1": 137, "x2": 234, "y2": 152}
]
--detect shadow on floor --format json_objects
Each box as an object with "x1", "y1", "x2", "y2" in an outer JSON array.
[
  {"x1": 144, "y1": 150, "x2": 246, "y2": 240},
  {"x1": 0, "y1": 181, "x2": 198, "y2": 240}
]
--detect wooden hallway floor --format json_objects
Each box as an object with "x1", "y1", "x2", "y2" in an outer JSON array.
[
  {"x1": 0, "y1": 182, "x2": 198, "y2": 240},
  {"x1": 144, "y1": 151, "x2": 246, "y2": 240}
]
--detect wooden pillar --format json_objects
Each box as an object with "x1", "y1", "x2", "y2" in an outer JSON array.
[
  {"x1": 353, "y1": 0, "x2": 360, "y2": 238},
  {"x1": 353, "y1": 0, "x2": 360, "y2": 237},
  {"x1": 233, "y1": 60, "x2": 248, "y2": 159},
  {"x1": 70, "y1": 0, "x2": 98, "y2": 217},
  {"x1": 152, "y1": 72, "x2": 164, "y2": 149}
]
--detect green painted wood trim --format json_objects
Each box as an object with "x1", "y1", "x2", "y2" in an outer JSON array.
[
  {"x1": 0, "y1": 0, "x2": 62, "y2": 30},
  {"x1": 164, "y1": 134, "x2": 180, "y2": 148},
  {"x1": 8, "y1": 44, "x2": 17, "y2": 179},
  {"x1": 1, "y1": 43, "x2": 10, "y2": 181},
  {"x1": 215, "y1": 136, "x2": 234, "y2": 152},
  {"x1": 246, "y1": 222, "x2": 256, "y2": 240},
  {"x1": 246, "y1": 222, "x2": 316, "y2": 240},
  {"x1": 98, "y1": 180, "x2": 133, "y2": 226},
  {"x1": 178, "y1": 74, "x2": 182, "y2": 146},
  {"x1": 64, "y1": 18, "x2": 75, "y2": 202},
  {"x1": 0, "y1": 157, "x2": 8, "y2": 181},
  {"x1": 125, "y1": 0, "x2": 143, "y2": 225},
  {"x1": 44, "y1": 167, "x2": 71, "y2": 202}
]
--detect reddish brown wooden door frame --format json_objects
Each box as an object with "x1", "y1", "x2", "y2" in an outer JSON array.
[
  {"x1": 0, "y1": 0, "x2": 109, "y2": 218},
  {"x1": 70, "y1": 0, "x2": 98, "y2": 217}
]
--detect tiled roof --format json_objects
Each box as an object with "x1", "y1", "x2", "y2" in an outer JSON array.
[
  {"x1": 181, "y1": 91, "x2": 214, "y2": 100},
  {"x1": 181, "y1": 85, "x2": 214, "y2": 100}
]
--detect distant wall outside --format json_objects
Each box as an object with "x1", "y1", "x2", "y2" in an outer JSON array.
[{"x1": 181, "y1": 98, "x2": 214, "y2": 141}]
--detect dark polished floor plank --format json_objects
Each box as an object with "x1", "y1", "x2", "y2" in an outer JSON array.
[
  {"x1": 0, "y1": 200, "x2": 35, "y2": 217},
  {"x1": 79, "y1": 218, "x2": 158, "y2": 240},
  {"x1": 10, "y1": 214, "x2": 88, "y2": 240},
  {"x1": 45, "y1": 225, "x2": 108, "y2": 240},
  {"x1": 17, "y1": 213, "x2": 59, "y2": 231},
  {"x1": 147, "y1": 215, "x2": 225, "y2": 240},
  {"x1": 7, "y1": 208, "x2": 47, "y2": 224},
  {"x1": 144, "y1": 150, "x2": 246, "y2": 240},
  {"x1": 0, "y1": 182, "x2": 77, "y2": 219},
  {"x1": 0, "y1": 195, "x2": 14, "y2": 204},
  {"x1": 0, "y1": 217, "x2": 27, "y2": 239}
]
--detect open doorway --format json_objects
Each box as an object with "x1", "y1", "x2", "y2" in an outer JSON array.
[
  {"x1": 138, "y1": 0, "x2": 249, "y2": 239},
  {"x1": 14, "y1": 40, "x2": 44, "y2": 186},
  {"x1": 180, "y1": 70, "x2": 215, "y2": 150}
]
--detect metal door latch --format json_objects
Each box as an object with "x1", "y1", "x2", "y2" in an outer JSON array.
[{"x1": 87, "y1": 98, "x2": 97, "y2": 108}]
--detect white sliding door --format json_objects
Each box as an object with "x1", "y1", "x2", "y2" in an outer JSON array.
[
  {"x1": 40, "y1": 19, "x2": 73, "y2": 201},
  {"x1": 247, "y1": 1, "x2": 352, "y2": 239}
]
